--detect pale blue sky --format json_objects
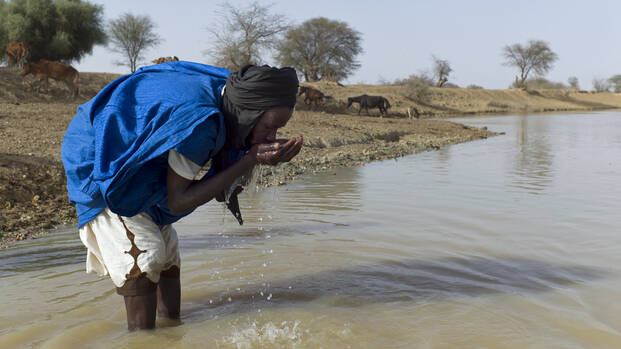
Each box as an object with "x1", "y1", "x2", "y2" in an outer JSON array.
[{"x1": 74, "y1": 0, "x2": 620, "y2": 89}]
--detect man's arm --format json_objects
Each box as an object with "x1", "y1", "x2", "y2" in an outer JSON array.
[
  {"x1": 167, "y1": 154, "x2": 257, "y2": 215},
  {"x1": 166, "y1": 136, "x2": 302, "y2": 215}
]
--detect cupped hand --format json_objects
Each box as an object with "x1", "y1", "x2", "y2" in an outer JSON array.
[{"x1": 248, "y1": 136, "x2": 303, "y2": 166}]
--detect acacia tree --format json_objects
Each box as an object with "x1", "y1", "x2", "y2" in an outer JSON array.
[
  {"x1": 607, "y1": 75, "x2": 621, "y2": 92},
  {"x1": 205, "y1": 1, "x2": 290, "y2": 71},
  {"x1": 502, "y1": 40, "x2": 558, "y2": 88},
  {"x1": 567, "y1": 76, "x2": 579, "y2": 90},
  {"x1": 432, "y1": 55, "x2": 452, "y2": 87},
  {"x1": 592, "y1": 78, "x2": 609, "y2": 92},
  {"x1": 0, "y1": 0, "x2": 106, "y2": 63},
  {"x1": 276, "y1": 17, "x2": 362, "y2": 82},
  {"x1": 108, "y1": 13, "x2": 161, "y2": 73}
]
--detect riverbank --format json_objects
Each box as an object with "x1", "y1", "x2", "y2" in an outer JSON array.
[
  {"x1": 2, "y1": 67, "x2": 621, "y2": 247},
  {"x1": 0, "y1": 101, "x2": 496, "y2": 247}
]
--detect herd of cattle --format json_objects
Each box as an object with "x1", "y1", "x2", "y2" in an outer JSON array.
[
  {"x1": 5, "y1": 42, "x2": 418, "y2": 117},
  {"x1": 299, "y1": 85, "x2": 419, "y2": 118},
  {"x1": 4, "y1": 41, "x2": 186, "y2": 98}
]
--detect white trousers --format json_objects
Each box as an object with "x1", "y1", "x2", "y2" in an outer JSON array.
[{"x1": 79, "y1": 208, "x2": 180, "y2": 288}]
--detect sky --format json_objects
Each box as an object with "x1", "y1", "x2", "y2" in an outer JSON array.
[{"x1": 74, "y1": 0, "x2": 621, "y2": 90}]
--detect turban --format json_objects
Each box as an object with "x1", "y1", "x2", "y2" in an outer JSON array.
[{"x1": 221, "y1": 64, "x2": 299, "y2": 149}]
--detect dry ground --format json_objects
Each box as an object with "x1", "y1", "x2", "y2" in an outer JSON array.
[{"x1": 2, "y1": 66, "x2": 621, "y2": 247}]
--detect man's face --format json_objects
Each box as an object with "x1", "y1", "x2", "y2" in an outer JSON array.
[{"x1": 246, "y1": 106, "x2": 293, "y2": 145}]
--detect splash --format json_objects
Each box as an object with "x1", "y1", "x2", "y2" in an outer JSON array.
[{"x1": 220, "y1": 320, "x2": 303, "y2": 349}]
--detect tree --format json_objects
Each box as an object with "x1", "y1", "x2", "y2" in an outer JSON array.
[
  {"x1": 432, "y1": 55, "x2": 452, "y2": 87},
  {"x1": 502, "y1": 40, "x2": 558, "y2": 88},
  {"x1": 205, "y1": 1, "x2": 290, "y2": 71},
  {"x1": 108, "y1": 13, "x2": 161, "y2": 73},
  {"x1": 276, "y1": 17, "x2": 362, "y2": 82},
  {"x1": 0, "y1": 0, "x2": 106, "y2": 63},
  {"x1": 607, "y1": 75, "x2": 621, "y2": 92},
  {"x1": 592, "y1": 78, "x2": 609, "y2": 92},
  {"x1": 394, "y1": 73, "x2": 433, "y2": 102},
  {"x1": 567, "y1": 76, "x2": 579, "y2": 90}
]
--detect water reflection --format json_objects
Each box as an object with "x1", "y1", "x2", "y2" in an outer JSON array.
[{"x1": 510, "y1": 115, "x2": 554, "y2": 193}]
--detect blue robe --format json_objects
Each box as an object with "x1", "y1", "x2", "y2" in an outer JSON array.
[{"x1": 61, "y1": 62, "x2": 234, "y2": 228}]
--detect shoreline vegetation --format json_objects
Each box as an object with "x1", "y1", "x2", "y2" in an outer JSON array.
[{"x1": 2, "y1": 68, "x2": 621, "y2": 248}]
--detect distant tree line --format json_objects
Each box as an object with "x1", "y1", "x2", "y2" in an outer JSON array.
[{"x1": 3, "y1": 0, "x2": 618, "y2": 91}]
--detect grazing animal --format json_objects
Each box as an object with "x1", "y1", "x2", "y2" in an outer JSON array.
[
  {"x1": 298, "y1": 86, "x2": 326, "y2": 106},
  {"x1": 407, "y1": 106, "x2": 420, "y2": 119},
  {"x1": 6, "y1": 42, "x2": 28, "y2": 68},
  {"x1": 152, "y1": 56, "x2": 179, "y2": 64},
  {"x1": 21, "y1": 59, "x2": 80, "y2": 98},
  {"x1": 346, "y1": 94, "x2": 391, "y2": 116}
]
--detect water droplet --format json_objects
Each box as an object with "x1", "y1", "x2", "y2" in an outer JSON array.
[
  {"x1": 267, "y1": 293, "x2": 272, "y2": 300},
  {"x1": 260, "y1": 291, "x2": 264, "y2": 296}
]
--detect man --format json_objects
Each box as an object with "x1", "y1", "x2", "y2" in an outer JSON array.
[{"x1": 61, "y1": 62, "x2": 303, "y2": 330}]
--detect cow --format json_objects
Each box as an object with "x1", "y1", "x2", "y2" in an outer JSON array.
[
  {"x1": 346, "y1": 94, "x2": 391, "y2": 116},
  {"x1": 298, "y1": 86, "x2": 326, "y2": 107},
  {"x1": 6, "y1": 42, "x2": 28, "y2": 68},
  {"x1": 152, "y1": 56, "x2": 179, "y2": 64},
  {"x1": 21, "y1": 59, "x2": 80, "y2": 98}
]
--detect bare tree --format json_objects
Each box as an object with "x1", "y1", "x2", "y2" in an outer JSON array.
[
  {"x1": 206, "y1": 2, "x2": 290, "y2": 71},
  {"x1": 276, "y1": 17, "x2": 362, "y2": 82},
  {"x1": 108, "y1": 13, "x2": 160, "y2": 73},
  {"x1": 592, "y1": 78, "x2": 610, "y2": 92},
  {"x1": 567, "y1": 76, "x2": 579, "y2": 90},
  {"x1": 502, "y1": 40, "x2": 558, "y2": 88},
  {"x1": 432, "y1": 55, "x2": 452, "y2": 87}
]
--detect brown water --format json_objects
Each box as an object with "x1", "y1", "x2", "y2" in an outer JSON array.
[{"x1": 1, "y1": 111, "x2": 620, "y2": 348}]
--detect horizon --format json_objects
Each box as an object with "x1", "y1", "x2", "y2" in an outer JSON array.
[{"x1": 69, "y1": 0, "x2": 620, "y2": 90}]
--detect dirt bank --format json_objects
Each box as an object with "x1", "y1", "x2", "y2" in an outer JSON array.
[{"x1": 2, "y1": 67, "x2": 621, "y2": 248}]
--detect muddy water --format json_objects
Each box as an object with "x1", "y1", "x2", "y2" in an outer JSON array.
[{"x1": 2, "y1": 111, "x2": 621, "y2": 348}]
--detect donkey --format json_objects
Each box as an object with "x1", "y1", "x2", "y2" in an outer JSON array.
[{"x1": 346, "y1": 94, "x2": 391, "y2": 116}]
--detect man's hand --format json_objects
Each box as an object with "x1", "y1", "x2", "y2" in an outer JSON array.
[{"x1": 248, "y1": 136, "x2": 303, "y2": 166}]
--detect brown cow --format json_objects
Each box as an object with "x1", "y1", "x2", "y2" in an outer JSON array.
[
  {"x1": 298, "y1": 86, "x2": 326, "y2": 107},
  {"x1": 6, "y1": 42, "x2": 28, "y2": 68},
  {"x1": 21, "y1": 59, "x2": 80, "y2": 98},
  {"x1": 152, "y1": 56, "x2": 179, "y2": 64}
]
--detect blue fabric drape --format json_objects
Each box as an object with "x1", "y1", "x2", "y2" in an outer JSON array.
[{"x1": 61, "y1": 62, "x2": 232, "y2": 227}]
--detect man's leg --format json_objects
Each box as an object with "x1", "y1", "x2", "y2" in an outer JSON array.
[
  {"x1": 117, "y1": 275, "x2": 158, "y2": 330},
  {"x1": 157, "y1": 224, "x2": 181, "y2": 319},
  {"x1": 80, "y1": 208, "x2": 170, "y2": 331},
  {"x1": 157, "y1": 266, "x2": 181, "y2": 319}
]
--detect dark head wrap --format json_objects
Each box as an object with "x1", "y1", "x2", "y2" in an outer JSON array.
[{"x1": 221, "y1": 64, "x2": 299, "y2": 149}]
